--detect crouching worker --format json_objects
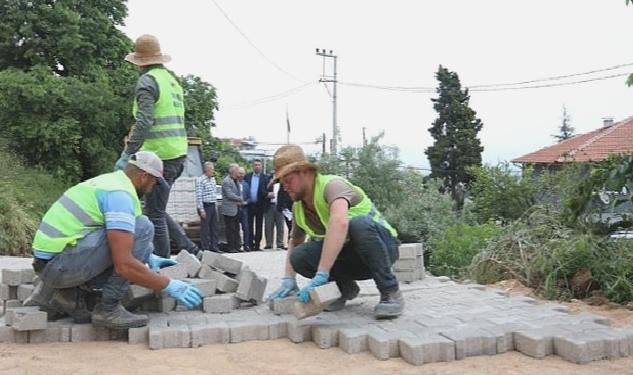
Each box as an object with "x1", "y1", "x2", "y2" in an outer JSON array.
[
  {"x1": 267, "y1": 145, "x2": 404, "y2": 319},
  {"x1": 25, "y1": 151, "x2": 202, "y2": 329}
]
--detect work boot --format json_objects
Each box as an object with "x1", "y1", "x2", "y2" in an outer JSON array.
[
  {"x1": 92, "y1": 303, "x2": 148, "y2": 329},
  {"x1": 324, "y1": 280, "x2": 360, "y2": 312},
  {"x1": 374, "y1": 288, "x2": 404, "y2": 319},
  {"x1": 23, "y1": 281, "x2": 65, "y2": 321},
  {"x1": 49, "y1": 288, "x2": 92, "y2": 324}
]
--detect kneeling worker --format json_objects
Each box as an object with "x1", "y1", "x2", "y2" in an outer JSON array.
[
  {"x1": 26, "y1": 151, "x2": 202, "y2": 328},
  {"x1": 267, "y1": 145, "x2": 404, "y2": 318}
]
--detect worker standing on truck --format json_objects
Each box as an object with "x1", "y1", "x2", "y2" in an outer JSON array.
[{"x1": 114, "y1": 34, "x2": 198, "y2": 258}]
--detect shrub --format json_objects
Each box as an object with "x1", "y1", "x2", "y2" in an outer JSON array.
[{"x1": 430, "y1": 223, "x2": 500, "y2": 279}]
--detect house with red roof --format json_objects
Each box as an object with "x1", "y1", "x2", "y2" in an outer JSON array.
[{"x1": 512, "y1": 117, "x2": 633, "y2": 171}]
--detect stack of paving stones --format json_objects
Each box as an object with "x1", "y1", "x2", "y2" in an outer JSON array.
[
  {"x1": 393, "y1": 243, "x2": 425, "y2": 283},
  {"x1": 4, "y1": 245, "x2": 633, "y2": 368},
  {"x1": 1, "y1": 268, "x2": 35, "y2": 316}
]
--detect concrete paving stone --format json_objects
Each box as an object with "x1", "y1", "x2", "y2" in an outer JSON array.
[
  {"x1": 1, "y1": 268, "x2": 35, "y2": 286},
  {"x1": 269, "y1": 296, "x2": 298, "y2": 315},
  {"x1": 0, "y1": 284, "x2": 17, "y2": 300},
  {"x1": 184, "y1": 278, "x2": 217, "y2": 298},
  {"x1": 572, "y1": 312, "x2": 611, "y2": 326},
  {"x1": 140, "y1": 298, "x2": 159, "y2": 312},
  {"x1": 311, "y1": 323, "x2": 344, "y2": 349},
  {"x1": 0, "y1": 325, "x2": 28, "y2": 343},
  {"x1": 209, "y1": 271, "x2": 239, "y2": 293},
  {"x1": 393, "y1": 257, "x2": 424, "y2": 272},
  {"x1": 5, "y1": 306, "x2": 40, "y2": 327},
  {"x1": 16, "y1": 284, "x2": 33, "y2": 302},
  {"x1": 228, "y1": 320, "x2": 269, "y2": 343},
  {"x1": 176, "y1": 250, "x2": 202, "y2": 277},
  {"x1": 394, "y1": 270, "x2": 422, "y2": 283},
  {"x1": 509, "y1": 296, "x2": 537, "y2": 304},
  {"x1": 128, "y1": 285, "x2": 155, "y2": 300},
  {"x1": 71, "y1": 324, "x2": 97, "y2": 342},
  {"x1": 158, "y1": 296, "x2": 176, "y2": 312},
  {"x1": 236, "y1": 269, "x2": 267, "y2": 304},
  {"x1": 339, "y1": 327, "x2": 368, "y2": 354},
  {"x1": 190, "y1": 321, "x2": 230, "y2": 347},
  {"x1": 287, "y1": 319, "x2": 313, "y2": 343},
  {"x1": 480, "y1": 323, "x2": 535, "y2": 353},
  {"x1": 203, "y1": 295, "x2": 238, "y2": 313},
  {"x1": 399, "y1": 333, "x2": 456, "y2": 366},
  {"x1": 293, "y1": 299, "x2": 324, "y2": 320},
  {"x1": 436, "y1": 276, "x2": 451, "y2": 283},
  {"x1": 367, "y1": 329, "x2": 410, "y2": 360},
  {"x1": 29, "y1": 322, "x2": 72, "y2": 343},
  {"x1": 263, "y1": 315, "x2": 288, "y2": 339},
  {"x1": 553, "y1": 331, "x2": 622, "y2": 364},
  {"x1": 11, "y1": 309, "x2": 47, "y2": 331},
  {"x1": 310, "y1": 283, "x2": 342, "y2": 306},
  {"x1": 109, "y1": 328, "x2": 128, "y2": 341},
  {"x1": 513, "y1": 326, "x2": 573, "y2": 359},
  {"x1": 128, "y1": 326, "x2": 149, "y2": 345},
  {"x1": 215, "y1": 255, "x2": 243, "y2": 275},
  {"x1": 157, "y1": 263, "x2": 188, "y2": 280},
  {"x1": 200, "y1": 251, "x2": 222, "y2": 268},
  {"x1": 440, "y1": 327, "x2": 497, "y2": 359},
  {"x1": 2, "y1": 300, "x2": 21, "y2": 317},
  {"x1": 415, "y1": 316, "x2": 463, "y2": 329},
  {"x1": 149, "y1": 325, "x2": 191, "y2": 349},
  {"x1": 398, "y1": 243, "x2": 423, "y2": 259},
  {"x1": 463, "y1": 284, "x2": 486, "y2": 291}
]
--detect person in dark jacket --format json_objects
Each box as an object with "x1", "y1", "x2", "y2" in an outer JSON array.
[{"x1": 244, "y1": 159, "x2": 269, "y2": 251}]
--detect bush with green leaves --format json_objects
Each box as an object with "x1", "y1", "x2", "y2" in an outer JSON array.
[{"x1": 430, "y1": 223, "x2": 500, "y2": 279}]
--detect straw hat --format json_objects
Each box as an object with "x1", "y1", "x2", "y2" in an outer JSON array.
[
  {"x1": 273, "y1": 144, "x2": 318, "y2": 182},
  {"x1": 125, "y1": 34, "x2": 171, "y2": 66}
]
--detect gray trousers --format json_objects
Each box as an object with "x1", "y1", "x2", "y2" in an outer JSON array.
[
  {"x1": 144, "y1": 156, "x2": 197, "y2": 257},
  {"x1": 264, "y1": 203, "x2": 285, "y2": 248},
  {"x1": 38, "y1": 216, "x2": 154, "y2": 306}
]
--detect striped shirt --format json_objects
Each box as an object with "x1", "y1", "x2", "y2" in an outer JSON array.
[{"x1": 195, "y1": 175, "x2": 217, "y2": 209}]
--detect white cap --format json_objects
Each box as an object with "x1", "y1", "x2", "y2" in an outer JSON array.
[{"x1": 128, "y1": 151, "x2": 165, "y2": 181}]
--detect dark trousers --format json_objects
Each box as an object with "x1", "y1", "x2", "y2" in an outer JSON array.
[
  {"x1": 247, "y1": 202, "x2": 265, "y2": 249},
  {"x1": 223, "y1": 214, "x2": 240, "y2": 252},
  {"x1": 144, "y1": 156, "x2": 197, "y2": 257},
  {"x1": 239, "y1": 208, "x2": 250, "y2": 249},
  {"x1": 200, "y1": 202, "x2": 219, "y2": 251},
  {"x1": 38, "y1": 216, "x2": 154, "y2": 306},
  {"x1": 290, "y1": 215, "x2": 400, "y2": 292}
]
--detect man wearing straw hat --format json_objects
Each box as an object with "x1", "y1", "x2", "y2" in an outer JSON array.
[
  {"x1": 115, "y1": 34, "x2": 198, "y2": 258},
  {"x1": 267, "y1": 145, "x2": 404, "y2": 318}
]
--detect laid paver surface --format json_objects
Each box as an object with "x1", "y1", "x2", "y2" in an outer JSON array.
[{"x1": 2, "y1": 251, "x2": 633, "y2": 366}]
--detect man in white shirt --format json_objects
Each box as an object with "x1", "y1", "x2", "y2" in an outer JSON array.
[{"x1": 195, "y1": 162, "x2": 220, "y2": 252}]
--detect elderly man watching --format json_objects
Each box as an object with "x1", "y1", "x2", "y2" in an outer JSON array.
[{"x1": 196, "y1": 162, "x2": 220, "y2": 253}]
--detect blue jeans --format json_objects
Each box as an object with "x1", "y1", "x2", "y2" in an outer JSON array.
[
  {"x1": 290, "y1": 215, "x2": 400, "y2": 292},
  {"x1": 39, "y1": 216, "x2": 154, "y2": 306},
  {"x1": 144, "y1": 156, "x2": 197, "y2": 257}
]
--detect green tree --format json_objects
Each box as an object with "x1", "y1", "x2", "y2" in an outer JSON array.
[
  {"x1": 425, "y1": 65, "x2": 484, "y2": 208},
  {"x1": 553, "y1": 106, "x2": 575, "y2": 142},
  {"x1": 0, "y1": 0, "x2": 136, "y2": 181}
]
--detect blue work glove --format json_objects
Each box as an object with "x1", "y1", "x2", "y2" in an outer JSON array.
[
  {"x1": 114, "y1": 151, "x2": 130, "y2": 171},
  {"x1": 163, "y1": 279, "x2": 203, "y2": 309},
  {"x1": 267, "y1": 276, "x2": 299, "y2": 301},
  {"x1": 297, "y1": 271, "x2": 330, "y2": 303},
  {"x1": 148, "y1": 254, "x2": 177, "y2": 271}
]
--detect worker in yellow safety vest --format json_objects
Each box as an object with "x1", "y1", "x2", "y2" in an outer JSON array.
[
  {"x1": 27, "y1": 151, "x2": 202, "y2": 329},
  {"x1": 267, "y1": 145, "x2": 404, "y2": 319}
]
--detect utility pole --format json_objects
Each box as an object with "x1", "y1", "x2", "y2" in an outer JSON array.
[
  {"x1": 362, "y1": 127, "x2": 367, "y2": 147},
  {"x1": 316, "y1": 48, "x2": 338, "y2": 155}
]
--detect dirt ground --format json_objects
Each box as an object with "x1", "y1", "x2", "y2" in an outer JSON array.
[{"x1": 3, "y1": 280, "x2": 633, "y2": 375}]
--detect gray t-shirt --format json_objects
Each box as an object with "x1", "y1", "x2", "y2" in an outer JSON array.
[{"x1": 291, "y1": 177, "x2": 362, "y2": 239}]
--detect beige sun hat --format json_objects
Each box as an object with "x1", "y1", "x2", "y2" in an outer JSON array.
[
  {"x1": 272, "y1": 144, "x2": 318, "y2": 182},
  {"x1": 125, "y1": 34, "x2": 171, "y2": 66}
]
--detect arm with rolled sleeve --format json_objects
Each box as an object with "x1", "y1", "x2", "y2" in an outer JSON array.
[{"x1": 125, "y1": 74, "x2": 159, "y2": 155}]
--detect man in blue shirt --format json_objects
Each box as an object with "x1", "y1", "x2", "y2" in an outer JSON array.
[{"x1": 244, "y1": 159, "x2": 270, "y2": 251}]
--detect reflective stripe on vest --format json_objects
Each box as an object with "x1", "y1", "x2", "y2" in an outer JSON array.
[
  {"x1": 293, "y1": 174, "x2": 398, "y2": 240},
  {"x1": 32, "y1": 171, "x2": 142, "y2": 254},
  {"x1": 133, "y1": 67, "x2": 187, "y2": 160}
]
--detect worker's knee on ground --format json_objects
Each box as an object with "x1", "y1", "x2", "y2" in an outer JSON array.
[{"x1": 347, "y1": 215, "x2": 374, "y2": 239}]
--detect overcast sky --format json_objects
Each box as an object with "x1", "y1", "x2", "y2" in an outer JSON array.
[{"x1": 122, "y1": 1, "x2": 633, "y2": 170}]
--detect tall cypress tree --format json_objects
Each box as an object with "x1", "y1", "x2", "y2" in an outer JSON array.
[{"x1": 425, "y1": 65, "x2": 483, "y2": 208}]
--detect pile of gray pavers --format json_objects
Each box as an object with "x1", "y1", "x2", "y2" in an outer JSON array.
[
  {"x1": 393, "y1": 243, "x2": 425, "y2": 282},
  {"x1": 3, "y1": 244, "x2": 633, "y2": 368}
]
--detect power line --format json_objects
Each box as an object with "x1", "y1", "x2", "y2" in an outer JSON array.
[
  {"x1": 339, "y1": 62, "x2": 633, "y2": 93},
  {"x1": 211, "y1": 0, "x2": 307, "y2": 83},
  {"x1": 222, "y1": 82, "x2": 314, "y2": 110}
]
